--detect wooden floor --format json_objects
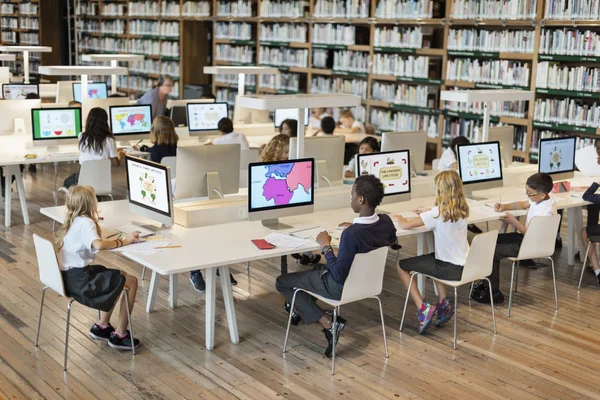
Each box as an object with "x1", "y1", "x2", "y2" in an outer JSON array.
[{"x1": 0, "y1": 163, "x2": 598, "y2": 400}]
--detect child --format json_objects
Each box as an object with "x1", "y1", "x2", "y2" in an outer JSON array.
[
  {"x1": 472, "y1": 172, "x2": 557, "y2": 303},
  {"x1": 579, "y1": 140, "x2": 600, "y2": 285},
  {"x1": 320, "y1": 116, "x2": 336, "y2": 135},
  {"x1": 335, "y1": 110, "x2": 366, "y2": 134},
  {"x1": 55, "y1": 185, "x2": 141, "y2": 350},
  {"x1": 63, "y1": 108, "x2": 126, "y2": 189},
  {"x1": 344, "y1": 136, "x2": 379, "y2": 178},
  {"x1": 309, "y1": 107, "x2": 329, "y2": 130},
  {"x1": 259, "y1": 134, "x2": 289, "y2": 162},
  {"x1": 279, "y1": 119, "x2": 298, "y2": 138},
  {"x1": 207, "y1": 117, "x2": 249, "y2": 150},
  {"x1": 276, "y1": 175, "x2": 397, "y2": 356},
  {"x1": 68, "y1": 100, "x2": 82, "y2": 107},
  {"x1": 138, "y1": 116, "x2": 178, "y2": 163},
  {"x1": 392, "y1": 170, "x2": 469, "y2": 333},
  {"x1": 438, "y1": 135, "x2": 471, "y2": 171}
]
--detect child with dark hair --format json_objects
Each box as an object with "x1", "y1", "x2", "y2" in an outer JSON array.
[
  {"x1": 344, "y1": 136, "x2": 379, "y2": 178},
  {"x1": 279, "y1": 119, "x2": 298, "y2": 138},
  {"x1": 276, "y1": 175, "x2": 397, "y2": 357},
  {"x1": 438, "y1": 135, "x2": 471, "y2": 170},
  {"x1": 579, "y1": 140, "x2": 600, "y2": 286},
  {"x1": 206, "y1": 117, "x2": 249, "y2": 150},
  {"x1": 472, "y1": 172, "x2": 557, "y2": 304},
  {"x1": 320, "y1": 116, "x2": 336, "y2": 135}
]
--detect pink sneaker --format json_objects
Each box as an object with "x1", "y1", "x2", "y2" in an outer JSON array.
[{"x1": 417, "y1": 302, "x2": 437, "y2": 334}]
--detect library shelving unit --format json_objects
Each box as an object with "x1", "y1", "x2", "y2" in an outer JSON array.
[{"x1": 0, "y1": 0, "x2": 61, "y2": 80}]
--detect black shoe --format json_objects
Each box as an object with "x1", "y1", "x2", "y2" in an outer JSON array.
[
  {"x1": 189, "y1": 272, "x2": 206, "y2": 292},
  {"x1": 291, "y1": 253, "x2": 302, "y2": 260},
  {"x1": 89, "y1": 323, "x2": 114, "y2": 341},
  {"x1": 520, "y1": 259, "x2": 538, "y2": 269},
  {"x1": 299, "y1": 254, "x2": 321, "y2": 266},
  {"x1": 284, "y1": 301, "x2": 302, "y2": 326},
  {"x1": 108, "y1": 331, "x2": 140, "y2": 351},
  {"x1": 28, "y1": 164, "x2": 36, "y2": 173},
  {"x1": 323, "y1": 316, "x2": 346, "y2": 357},
  {"x1": 216, "y1": 269, "x2": 237, "y2": 285},
  {"x1": 473, "y1": 288, "x2": 504, "y2": 305},
  {"x1": 390, "y1": 243, "x2": 402, "y2": 250},
  {"x1": 470, "y1": 281, "x2": 487, "y2": 297},
  {"x1": 597, "y1": 272, "x2": 600, "y2": 286},
  {"x1": 468, "y1": 224, "x2": 483, "y2": 234},
  {"x1": 555, "y1": 237, "x2": 563, "y2": 249}
]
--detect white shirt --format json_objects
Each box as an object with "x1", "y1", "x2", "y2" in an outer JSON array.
[
  {"x1": 309, "y1": 112, "x2": 329, "y2": 129},
  {"x1": 212, "y1": 132, "x2": 249, "y2": 150},
  {"x1": 58, "y1": 216, "x2": 100, "y2": 271},
  {"x1": 526, "y1": 197, "x2": 557, "y2": 227},
  {"x1": 350, "y1": 120, "x2": 366, "y2": 133},
  {"x1": 353, "y1": 213, "x2": 379, "y2": 225},
  {"x1": 438, "y1": 148, "x2": 457, "y2": 171},
  {"x1": 420, "y1": 206, "x2": 469, "y2": 266},
  {"x1": 78, "y1": 135, "x2": 118, "y2": 164}
]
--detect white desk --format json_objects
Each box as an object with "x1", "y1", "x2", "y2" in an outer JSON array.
[
  {"x1": 0, "y1": 46, "x2": 52, "y2": 84},
  {"x1": 81, "y1": 54, "x2": 144, "y2": 95}
]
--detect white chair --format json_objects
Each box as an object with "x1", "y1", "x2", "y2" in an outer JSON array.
[
  {"x1": 400, "y1": 230, "x2": 499, "y2": 350},
  {"x1": 505, "y1": 215, "x2": 561, "y2": 317},
  {"x1": 55, "y1": 159, "x2": 113, "y2": 204},
  {"x1": 282, "y1": 247, "x2": 389, "y2": 375},
  {"x1": 161, "y1": 156, "x2": 176, "y2": 179},
  {"x1": 577, "y1": 235, "x2": 600, "y2": 290},
  {"x1": 33, "y1": 234, "x2": 136, "y2": 371}
]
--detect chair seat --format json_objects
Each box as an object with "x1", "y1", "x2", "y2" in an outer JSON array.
[
  {"x1": 415, "y1": 273, "x2": 468, "y2": 287},
  {"x1": 295, "y1": 288, "x2": 343, "y2": 307}
]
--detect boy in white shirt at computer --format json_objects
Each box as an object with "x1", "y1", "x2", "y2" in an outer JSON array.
[
  {"x1": 335, "y1": 110, "x2": 366, "y2": 134},
  {"x1": 207, "y1": 118, "x2": 249, "y2": 150}
]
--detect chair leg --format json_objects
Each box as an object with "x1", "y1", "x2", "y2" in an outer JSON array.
[
  {"x1": 141, "y1": 266, "x2": 146, "y2": 281},
  {"x1": 548, "y1": 257, "x2": 558, "y2": 311},
  {"x1": 578, "y1": 241, "x2": 591, "y2": 291},
  {"x1": 484, "y1": 278, "x2": 497, "y2": 334},
  {"x1": 64, "y1": 299, "x2": 74, "y2": 371},
  {"x1": 508, "y1": 261, "x2": 516, "y2": 318},
  {"x1": 107, "y1": 194, "x2": 113, "y2": 201},
  {"x1": 34, "y1": 287, "x2": 48, "y2": 347},
  {"x1": 399, "y1": 273, "x2": 417, "y2": 332},
  {"x1": 97, "y1": 310, "x2": 101, "y2": 321},
  {"x1": 123, "y1": 289, "x2": 136, "y2": 355},
  {"x1": 514, "y1": 261, "x2": 519, "y2": 293},
  {"x1": 246, "y1": 261, "x2": 250, "y2": 272},
  {"x1": 282, "y1": 290, "x2": 299, "y2": 354},
  {"x1": 374, "y1": 296, "x2": 388, "y2": 358},
  {"x1": 331, "y1": 307, "x2": 337, "y2": 375},
  {"x1": 453, "y1": 287, "x2": 458, "y2": 350},
  {"x1": 468, "y1": 281, "x2": 474, "y2": 305}
]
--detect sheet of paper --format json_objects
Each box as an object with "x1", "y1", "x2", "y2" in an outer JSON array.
[
  {"x1": 111, "y1": 241, "x2": 170, "y2": 253},
  {"x1": 264, "y1": 233, "x2": 313, "y2": 249},
  {"x1": 289, "y1": 227, "x2": 325, "y2": 240},
  {"x1": 471, "y1": 205, "x2": 506, "y2": 218}
]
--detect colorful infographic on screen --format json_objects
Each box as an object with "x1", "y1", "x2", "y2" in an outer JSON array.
[
  {"x1": 32, "y1": 108, "x2": 82, "y2": 140},
  {"x1": 539, "y1": 137, "x2": 576, "y2": 174},
  {"x1": 2, "y1": 84, "x2": 38, "y2": 100},
  {"x1": 110, "y1": 105, "x2": 152, "y2": 135},
  {"x1": 357, "y1": 150, "x2": 410, "y2": 196},
  {"x1": 187, "y1": 103, "x2": 228, "y2": 131},
  {"x1": 250, "y1": 160, "x2": 313, "y2": 210},
  {"x1": 127, "y1": 158, "x2": 170, "y2": 214},
  {"x1": 457, "y1": 142, "x2": 502, "y2": 183},
  {"x1": 73, "y1": 83, "x2": 108, "y2": 102}
]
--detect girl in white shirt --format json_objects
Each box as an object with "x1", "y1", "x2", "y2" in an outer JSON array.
[
  {"x1": 56, "y1": 185, "x2": 141, "y2": 350},
  {"x1": 437, "y1": 135, "x2": 471, "y2": 170},
  {"x1": 391, "y1": 170, "x2": 470, "y2": 334},
  {"x1": 63, "y1": 108, "x2": 126, "y2": 188}
]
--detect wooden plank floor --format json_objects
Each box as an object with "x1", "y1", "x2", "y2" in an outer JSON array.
[{"x1": 0, "y1": 163, "x2": 598, "y2": 399}]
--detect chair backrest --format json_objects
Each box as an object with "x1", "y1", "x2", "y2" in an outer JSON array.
[
  {"x1": 339, "y1": 247, "x2": 389, "y2": 304},
  {"x1": 517, "y1": 214, "x2": 561, "y2": 260},
  {"x1": 33, "y1": 234, "x2": 67, "y2": 297},
  {"x1": 460, "y1": 230, "x2": 499, "y2": 283},
  {"x1": 432, "y1": 158, "x2": 440, "y2": 170},
  {"x1": 78, "y1": 159, "x2": 112, "y2": 196},
  {"x1": 161, "y1": 156, "x2": 177, "y2": 179},
  {"x1": 240, "y1": 149, "x2": 259, "y2": 170}
]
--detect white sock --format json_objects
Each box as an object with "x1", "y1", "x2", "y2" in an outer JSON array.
[{"x1": 595, "y1": 269, "x2": 600, "y2": 277}]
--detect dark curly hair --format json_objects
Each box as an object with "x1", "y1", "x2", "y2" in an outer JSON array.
[{"x1": 354, "y1": 175, "x2": 385, "y2": 208}]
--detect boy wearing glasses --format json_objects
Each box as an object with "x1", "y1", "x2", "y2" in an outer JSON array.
[{"x1": 472, "y1": 173, "x2": 556, "y2": 304}]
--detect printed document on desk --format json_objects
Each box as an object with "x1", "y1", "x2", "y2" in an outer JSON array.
[{"x1": 264, "y1": 233, "x2": 313, "y2": 249}]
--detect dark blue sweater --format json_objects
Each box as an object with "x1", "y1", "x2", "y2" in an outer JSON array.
[
  {"x1": 141, "y1": 144, "x2": 177, "y2": 164},
  {"x1": 325, "y1": 214, "x2": 397, "y2": 285},
  {"x1": 583, "y1": 182, "x2": 600, "y2": 204}
]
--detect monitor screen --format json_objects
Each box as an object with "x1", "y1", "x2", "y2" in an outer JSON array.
[
  {"x1": 109, "y1": 105, "x2": 152, "y2": 136},
  {"x1": 31, "y1": 108, "x2": 83, "y2": 141},
  {"x1": 538, "y1": 137, "x2": 576, "y2": 175},
  {"x1": 457, "y1": 141, "x2": 503, "y2": 184},
  {"x1": 274, "y1": 108, "x2": 310, "y2": 127},
  {"x1": 248, "y1": 158, "x2": 315, "y2": 212},
  {"x1": 187, "y1": 102, "x2": 228, "y2": 131},
  {"x1": 73, "y1": 82, "x2": 108, "y2": 102},
  {"x1": 2, "y1": 84, "x2": 39, "y2": 100},
  {"x1": 356, "y1": 150, "x2": 411, "y2": 196},
  {"x1": 125, "y1": 156, "x2": 172, "y2": 218}
]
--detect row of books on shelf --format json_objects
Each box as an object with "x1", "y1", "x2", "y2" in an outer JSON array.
[
  {"x1": 101, "y1": 4, "x2": 126, "y2": 17},
  {"x1": 216, "y1": 1, "x2": 253, "y2": 17},
  {"x1": 1, "y1": 32, "x2": 17, "y2": 43},
  {"x1": 370, "y1": 109, "x2": 438, "y2": 136},
  {"x1": 217, "y1": 87, "x2": 255, "y2": 106},
  {"x1": 371, "y1": 82, "x2": 432, "y2": 107},
  {"x1": 216, "y1": 22, "x2": 253, "y2": 41},
  {"x1": 78, "y1": 37, "x2": 127, "y2": 53},
  {"x1": 373, "y1": 26, "x2": 424, "y2": 49},
  {"x1": 372, "y1": 54, "x2": 430, "y2": 77},
  {"x1": 115, "y1": 75, "x2": 180, "y2": 97},
  {"x1": 534, "y1": 98, "x2": 600, "y2": 128},
  {"x1": 544, "y1": 0, "x2": 600, "y2": 20},
  {"x1": 333, "y1": 50, "x2": 369, "y2": 74},
  {"x1": 2, "y1": 17, "x2": 18, "y2": 29},
  {"x1": 182, "y1": 2, "x2": 211, "y2": 17},
  {"x1": 313, "y1": 0, "x2": 370, "y2": 18},
  {"x1": 442, "y1": 122, "x2": 528, "y2": 152},
  {"x1": 259, "y1": 47, "x2": 309, "y2": 67},
  {"x1": 19, "y1": 18, "x2": 39, "y2": 30},
  {"x1": 375, "y1": 0, "x2": 435, "y2": 19},
  {"x1": 539, "y1": 28, "x2": 600, "y2": 56},
  {"x1": 446, "y1": 59, "x2": 530, "y2": 87},
  {"x1": 313, "y1": 24, "x2": 357, "y2": 45},
  {"x1": 450, "y1": 0, "x2": 537, "y2": 20},
  {"x1": 128, "y1": 2, "x2": 181, "y2": 17},
  {"x1": 260, "y1": 73, "x2": 301, "y2": 91},
  {"x1": 260, "y1": 0, "x2": 305, "y2": 18},
  {"x1": 260, "y1": 23, "x2": 308, "y2": 42},
  {"x1": 130, "y1": 60, "x2": 160, "y2": 75},
  {"x1": 536, "y1": 62, "x2": 600, "y2": 93},
  {"x1": 216, "y1": 73, "x2": 257, "y2": 86},
  {"x1": 215, "y1": 44, "x2": 254, "y2": 63},
  {"x1": 530, "y1": 130, "x2": 595, "y2": 154},
  {"x1": 447, "y1": 28, "x2": 535, "y2": 54},
  {"x1": 310, "y1": 76, "x2": 368, "y2": 97},
  {"x1": 19, "y1": 3, "x2": 38, "y2": 15},
  {"x1": 0, "y1": 4, "x2": 16, "y2": 14},
  {"x1": 444, "y1": 100, "x2": 528, "y2": 118}
]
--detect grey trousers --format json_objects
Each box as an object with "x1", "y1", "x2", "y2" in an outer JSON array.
[{"x1": 276, "y1": 264, "x2": 344, "y2": 325}]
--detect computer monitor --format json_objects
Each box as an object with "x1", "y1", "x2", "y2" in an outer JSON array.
[
  {"x1": 31, "y1": 107, "x2": 82, "y2": 147},
  {"x1": 248, "y1": 158, "x2": 315, "y2": 229},
  {"x1": 538, "y1": 136, "x2": 576, "y2": 181},
  {"x1": 168, "y1": 99, "x2": 215, "y2": 127},
  {"x1": 356, "y1": 150, "x2": 411, "y2": 203},
  {"x1": 125, "y1": 156, "x2": 174, "y2": 227},
  {"x1": 0, "y1": 99, "x2": 42, "y2": 136},
  {"x1": 274, "y1": 108, "x2": 310, "y2": 128},
  {"x1": 289, "y1": 136, "x2": 344, "y2": 187},
  {"x1": 234, "y1": 97, "x2": 270, "y2": 124},
  {"x1": 73, "y1": 82, "x2": 108, "y2": 102},
  {"x1": 186, "y1": 102, "x2": 228, "y2": 133},
  {"x1": 82, "y1": 97, "x2": 131, "y2": 126},
  {"x1": 56, "y1": 80, "x2": 82, "y2": 103},
  {"x1": 175, "y1": 144, "x2": 241, "y2": 200},
  {"x1": 380, "y1": 131, "x2": 427, "y2": 175},
  {"x1": 488, "y1": 126, "x2": 514, "y2": 167},
  {"x1": 108, "y1": 104, "x2": 153, "y2": 141},
  {"x1": 457, "y1": 141, "x2": 503, "y2": 199},
  {"x1": 2, "y1": 84, "x2": 39, "y2": 100}
]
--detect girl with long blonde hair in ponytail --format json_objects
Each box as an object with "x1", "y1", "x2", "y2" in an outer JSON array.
[
  {"x1": 391, "y1": 170, "x2": 470, "y2": 334},
  {"x1": 55, "y1": 185, "x2": 142, "y2": 351}
]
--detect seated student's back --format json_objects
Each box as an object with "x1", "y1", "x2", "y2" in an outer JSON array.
[
  {"x1": 212, "y1": 117, "x2": 249, "y2": 150},
  {"x1": 79, "y1": 108, "x2": 121, "y2": 164},
  {"x1": 320, "y1": 116, "x2": 336, "y2": 135},
  {"x1": 141, "y1": 116, "x2": 178, "y2": 163},
  {"x1": 259, "y1": 134, "x2": 290, "y2": 162}
]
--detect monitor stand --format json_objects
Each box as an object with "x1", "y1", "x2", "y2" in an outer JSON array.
[
  {"x1": 131, "y1": 220, "x2": 171, "y2": 233},
  {"x1": 262, "y1": 218, "x2": 293, "y2": 230},
  {"x1": 464, "y1": 191, "x2": 488, "y2": 201},
  {"x1": 207, "y1": 171, "x2": 224, "y2": 200},
  {"x1": 14, "y1": 118, "x2": 26, "y2": 135}
]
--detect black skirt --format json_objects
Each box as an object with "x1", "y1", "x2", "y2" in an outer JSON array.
[{"x1": 62, "y1": 265, "x2": 126, "y2": 312}]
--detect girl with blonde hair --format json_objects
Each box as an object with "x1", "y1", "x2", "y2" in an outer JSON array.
[
  {"x1": 259, "y1": 134, "x2": 290, "y2": 162},
  {"x1": 55, "y1": 185, "x2": 142, "y2": 350},
  {"x1": 391, "y1": 169, "x2": 470, "y2": 334},
  {"x1": 138, "y1": 116, "x2": 178, "y2": 163}
]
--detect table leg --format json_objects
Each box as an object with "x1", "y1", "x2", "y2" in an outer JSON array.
[
  {"x1": 146, "y1": 271, "x2": 159, "y2": 313},
  {"x1": 219, "y1": 265, "x2": 239, "y2": 344},
  {"x1": 567, "y1": 208, "x2": 575, "y2": 266},
  {"x1": 205, "y1": 266, "x2": 217, "y2": 350},
  {"x1": 4, "y1": 169, "x2": 11, "y2": 227},
  {"x1": 280, "y1": 255, "x2": 288, "y2": 275},
  {"x1": 52, "y1": 162, "x2": 59, "y2": 202},
  {"x1": 13, "y1": 166, "x2": 29, "y2": 225},
  {"x1": 169, "y1": 274, "x2": 178, "y2": 308},
  {"x1": 23, "y1": 51, "x2": 29, "y2": 84}
]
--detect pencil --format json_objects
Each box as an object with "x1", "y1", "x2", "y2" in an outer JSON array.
[{"x1": 155, "y1": 245, "x2": 181, "y2": 249}]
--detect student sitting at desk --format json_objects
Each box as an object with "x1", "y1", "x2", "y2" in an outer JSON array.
[
  {"x1": 309, "y1": 107, "x2": 329, "y2": 131},
  {"x1": 137, "y1": 116, "x2": 178, "y2": 163},
  {"x1": 392, "y1": 170, "x2": 469, "y2": 333},
  {"x1": 472, "y1": 172, "x2": 557, "y2": 304},
  {"x1": 344, "y1": 136, "x2": 379, "y2": 178},
  {"x1": 276, "y1": 175, "x2": 397, "y2": 356},
  {"x1": 579, "y1": 141, "x2": 600, "y2": 285},
  {"x1": 259, "y1": 134, "x2": 289, "y2": 162},
  {"x1": 64, "y1": 108, "x2": 126, "y2": 189},
  {"x1": 206, "y1": 118, "x2": 249, "y2": 150},
  {"x1": 314, "y1": 116, "x2": 336, "y2": 136},
  {"x1": 438, "y1": 135, "x2": 470, "y2": 170},
  {"x1": 335, "y1": 110, "x2": 366, "y2": 134},
  {"x1": 279, "y1": 119, "x2": 298, "y2": 138}
]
